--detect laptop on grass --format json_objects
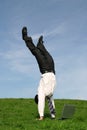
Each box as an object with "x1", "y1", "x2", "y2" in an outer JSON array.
[{"x1": 58, "y1": 104, "x2": 75, "y2": 120}]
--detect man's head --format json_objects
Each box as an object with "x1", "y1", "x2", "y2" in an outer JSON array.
[{"x1": 34, "y1": 94, "x2": 38, "y2": 104}]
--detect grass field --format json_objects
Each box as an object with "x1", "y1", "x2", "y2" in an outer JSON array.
[{"x1": 0, "y1": 98, "x2": 87, "y2": 130}]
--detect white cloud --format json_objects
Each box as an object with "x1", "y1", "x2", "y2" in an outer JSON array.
[
  {"x1": 0, "y1": 44, "x2": 36, "y2": 74},
  {"x1": 26, "y1": 21, "x2": 67, "y2": 42}
]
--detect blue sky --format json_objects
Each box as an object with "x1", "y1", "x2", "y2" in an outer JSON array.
[{"x1": 0, "y1": 0, "x2": 87, "y2": 100}]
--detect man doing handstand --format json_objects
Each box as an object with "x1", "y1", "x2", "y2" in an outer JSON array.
[{"x1": 22, "y1": 27, "x2": 56, "y2": 120}]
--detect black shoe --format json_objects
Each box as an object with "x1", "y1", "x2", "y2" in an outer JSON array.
[
  {"x1": 22, "y1": 27, "x2": 27, "y2": 40},
  {"x1": 38, "y1": 35, "x2": 43, "y2": 44},
  {"x1": 37, "y1": 35, "x2": 44, "y2": 49}
]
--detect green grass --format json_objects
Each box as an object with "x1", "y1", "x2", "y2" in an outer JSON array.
[{"x1": 0, "y1": 98, "x2": 87, "y2": 130}]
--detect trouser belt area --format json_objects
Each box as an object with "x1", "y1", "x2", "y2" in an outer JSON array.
[{"x1": 42, "y1": 70, "x2": 55, "y2": 74}]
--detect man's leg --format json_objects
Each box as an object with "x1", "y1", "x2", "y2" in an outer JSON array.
[{"x1": 22, "y1": 27, "x2": 38, "y2": 55}]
